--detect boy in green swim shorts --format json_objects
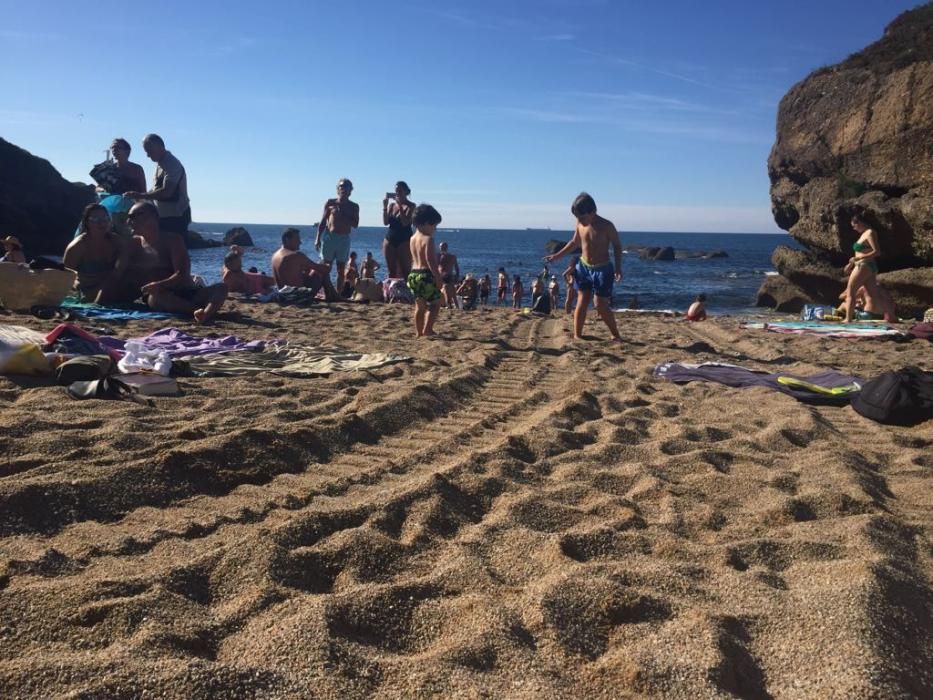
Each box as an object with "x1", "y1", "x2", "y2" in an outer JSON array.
[{"x1": 407, "y1": 204, "x2": 444, "y2": 337}]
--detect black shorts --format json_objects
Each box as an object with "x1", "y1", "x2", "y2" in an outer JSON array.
[{"x1": 160, "y1": 208, "x2": 192, "y2": 235}]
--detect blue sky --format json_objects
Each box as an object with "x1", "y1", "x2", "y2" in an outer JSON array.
[{"x1": 1, "y1": 0, "x2": 920, "y2": 232}]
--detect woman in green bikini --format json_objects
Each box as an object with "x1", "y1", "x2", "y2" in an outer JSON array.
[{"x1": 842, "y1": 214, "x2": 895, "y2": 323}]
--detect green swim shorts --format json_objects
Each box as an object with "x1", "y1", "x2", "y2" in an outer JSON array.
[{"x1": 407, "y1": 268, "x2": 442, "y2": 303}]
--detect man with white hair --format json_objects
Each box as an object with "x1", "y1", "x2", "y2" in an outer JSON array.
[{"x1": 125, "y1": 133, "x2": 191, "y2": 235}]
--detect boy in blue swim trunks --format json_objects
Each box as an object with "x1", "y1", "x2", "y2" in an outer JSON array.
[
  {"x1": 315, "y1": 177, "x2": 359, "y2": 293},
  {"x1": 544, "y1": 192, "x2": 623, "y2": 342},
  {"x1": 407, "y1": 204, "x2": 444, "y2": 337}
]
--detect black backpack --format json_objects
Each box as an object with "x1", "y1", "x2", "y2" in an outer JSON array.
[{"x1": 851, "y1": 367, "x2": 933, "y2": 426}]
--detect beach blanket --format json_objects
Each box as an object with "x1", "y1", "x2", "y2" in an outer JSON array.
[
  {"x1": 182, "y1": 345, "x2": 411, "y2": 377},
  {"x1": 742, "y1": 321, "x2": 906, "y2": 339},
  {"x1": 0, "y1": 324, "x2": 47, "y2": 347},
  {"x1": 99, "y1": 328, "x2": 268, "y2": 358},
  {"x1": 653, "y1": 361, "x2": 863, "y2": 405},
  {"x1": 60, "y1": 298, "x2": 178, "y2": 321}
]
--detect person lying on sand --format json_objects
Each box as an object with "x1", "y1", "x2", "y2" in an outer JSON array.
[
  {"x1": 406, "y1": 204, "x2": 444, "y2": 337},
  {"x1": 126, "y1": 202, "x2": 228, "y2": 324},
  {"x1": 544, "y1": 192, "x2": 622, "y2": 342},
  {"x1": 272, "y1": 227, "x2": 338, "y2": 299},
  {"x1": 222, "y1": 250, "x2": 275, "y2": 295}
]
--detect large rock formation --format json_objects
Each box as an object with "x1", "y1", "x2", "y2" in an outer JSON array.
[
  {"x1": 0, "y1": 138, "x2": 96, "y2": 257},
  {"x1": 761, "y1": 4, "x2": 933, "y2": 316}
]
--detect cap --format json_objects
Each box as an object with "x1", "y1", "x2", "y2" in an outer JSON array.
[{"x1": 3, "y1": 235, "x2": 22, "y2": 249}]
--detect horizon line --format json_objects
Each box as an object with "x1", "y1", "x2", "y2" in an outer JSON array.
[{"x1": 193, "y1": 221, "x2": 787, "y2": 236}]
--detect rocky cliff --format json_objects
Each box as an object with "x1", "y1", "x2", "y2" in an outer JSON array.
[
  {"x1": 0, "y1": 138, "x2": 96, "y2": 258},
  {"x1": 760, "y1": 3, "x2": 933, "y2": 315}
]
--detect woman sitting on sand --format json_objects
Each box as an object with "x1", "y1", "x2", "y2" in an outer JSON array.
[
  {"x1": 842, "y1": 214, "x2": 895, "y2": 323},
  {"x1": 63, "y1": 204, "x2": 130, "y2": 303}
]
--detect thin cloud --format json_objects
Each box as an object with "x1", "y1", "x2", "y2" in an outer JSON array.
[
  {"x1": 500, "y1": 107, "x2": 606, "y2": 124},
  {"x1": 560, "y1": 91, "x2": 736, "y2": 116}
]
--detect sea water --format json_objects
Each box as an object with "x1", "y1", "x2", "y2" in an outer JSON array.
[{"x1": 190, "y1": 224, "x2": 797, "y2": 315}]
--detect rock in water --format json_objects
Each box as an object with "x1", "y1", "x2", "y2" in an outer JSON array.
[
  {"x1": 760, "y1": 5, "x2": 933, "y2": 316},
  {"x1": 223, "y1": 226, "x2": 254, "y2": 247},
  {"x1": 0, "y1": 138, "x2": 96, "y2": 257},
  {"x1": 183, "y1": 231, "x2": 223, "y2": 249}
]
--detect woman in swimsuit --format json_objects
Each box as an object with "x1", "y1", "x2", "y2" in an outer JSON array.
[
  {"x1": 382, "y1": 181, "x2": 415, "y2": 279},
  {"x1": 843, "y1": 214, "x2": 895, "y2": 323},
  {"x1": 63, "y1": 203, "x2": 130, "y2": 303}
]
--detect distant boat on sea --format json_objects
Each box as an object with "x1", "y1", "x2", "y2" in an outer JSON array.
[{"x1": 525, "y1": 227, "x2": 552, "y2": 232}]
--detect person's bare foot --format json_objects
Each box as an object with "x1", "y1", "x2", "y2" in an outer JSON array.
[
  {"x1": 422, "y1": 330, "x2": 436, "y2": 337},
  {"x1": 609, "y1": 336, "x2": 623, "y2": 344},
  {"x1": 193, "y1": 308, "x2": 209, "y2": 324}
]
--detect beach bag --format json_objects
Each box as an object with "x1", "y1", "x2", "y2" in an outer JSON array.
[
  {"x1": 89, "y1": 160, "x2": 122, "y2": 193},
  {"x1": 851, "y1": 367, "x2": 933, "y2": 426},
  {"x1": 801, "y1": 304, "x2": 835, "y2": 321},
  {"x1": 55, "y1": 355, "x2": 113, "y2": 385},
  {"x1": 383, "y1": 278, "x2": 413, "y2": 304}
]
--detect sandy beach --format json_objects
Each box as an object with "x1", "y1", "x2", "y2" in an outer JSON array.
[{"x1": 1, "y1": 301, "x2": 931, "y2": 698}]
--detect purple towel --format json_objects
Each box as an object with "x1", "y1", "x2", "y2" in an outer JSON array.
[
  {"x1": 99, "y1": 327, "x2": 270, "y2": 358},
  {"x1": 653, "y1": 361, "x2": 863, "y2": 405}
]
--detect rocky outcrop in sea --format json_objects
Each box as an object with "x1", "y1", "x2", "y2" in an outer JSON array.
[{"x1": 759, "y1": 4, "x2": 933, "y2": 315}]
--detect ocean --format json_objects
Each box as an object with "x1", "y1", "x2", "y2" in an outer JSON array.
[{"x1": 190, "y1": 223, "x2": 795, "y2": 315}]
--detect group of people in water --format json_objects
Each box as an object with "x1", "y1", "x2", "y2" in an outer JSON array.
[{"x1": 4, "y1": 133, "x2": 898, "y2": 337}]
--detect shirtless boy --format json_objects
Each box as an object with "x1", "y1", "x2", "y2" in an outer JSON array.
[
  {"x1": 479, "y1": 274, "x2": 491, "y2": 306},
  {"x1": 315, "y1": 178, "x2": 359, "y2": 292},
  {"x1": 272, "y1": 227, "x2": 334, "y2": 297},
  {"x1": 406, "y1": 204, "x2": 444, "y2": 337},
  {"x1": 497, "y1": 267, "x2": 508, "y2": 305},
  {"x1": 438, "y1": 241, "x2": 460, "y2": 309},
  {"x1": 361, "y1": 251, "x2": 380, "y2": 279},
  {"x1": 544, "y1": 193, "x2": 622, "y2": 342}
]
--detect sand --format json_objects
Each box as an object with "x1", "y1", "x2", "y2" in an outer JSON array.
[{"x1": 1, "y1": 299, "x2": 931, "y2": 699}]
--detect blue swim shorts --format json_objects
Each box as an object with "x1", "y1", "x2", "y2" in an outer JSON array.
[
  {"x1": 573, "y1": 259, "x2": 615, "y2": 298},
  {"x1": 320, "y1": 230, "x2": 351, "y2": 265}
]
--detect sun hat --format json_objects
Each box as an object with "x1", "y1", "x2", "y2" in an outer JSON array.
[{"x1": 3, "y1": 236, "x2": 23, "y2": 249}]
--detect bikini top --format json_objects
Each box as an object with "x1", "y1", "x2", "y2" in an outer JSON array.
[{"x1": 852, "y1": 241, "x2": 869, "y2": 252}]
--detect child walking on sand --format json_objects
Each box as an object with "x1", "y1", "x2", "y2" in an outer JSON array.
[
  {"x1": 544, "y1": 193, "x2": 623, "y2": 342},
  {"x1": 406, "y1": 204, "x2": 444, "y2": 337},
  {"x1": 512, "y1": 274, "x2": 523, "y2": 309}
]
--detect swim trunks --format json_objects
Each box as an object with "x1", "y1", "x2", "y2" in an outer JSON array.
[
  {"x1": 442, "y1": 273, "x2": 456, "y2": 285},
  {"x1": 573, "y1": 259, "x2": 614, "y2": 298},
  {"x1": 321, "y1": 230, "x2": 351, "y2": 265},
  {"x1": 407, "y1": 269, "x2": 442, "y2": 303}
]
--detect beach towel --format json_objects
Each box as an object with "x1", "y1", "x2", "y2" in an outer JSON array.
[
  {"x1": 99, "y1": 328, "x2": 268, "y2": 358},
  {"x1": 653, "y1": 361, "x2": 863, "y2": 405},
  {"x1": 60, "y1": 298, "x2": 178, "y2": 321},
  {"x1": 46, "y1": 323, "x2": 123, "y2": 362},
  {"x1": 182, "y1": 344, "x2": 411, "y2": 378},
  {"x1": 742, "y1": 321, "x2": 906, "y2": 339}
]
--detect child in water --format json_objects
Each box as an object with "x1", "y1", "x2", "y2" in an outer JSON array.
[
  {"x1": 512, "y1": 274, "x2": 523, "y2": 309},
  {"x1": 479, "y1": 274, "x2": 491, "y2": 306}
]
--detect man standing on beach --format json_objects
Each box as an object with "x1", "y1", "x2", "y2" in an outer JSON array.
[
  {"x1": 124, "y1": 134, "x2": 191, "y2": 236},
  {"x1": 272, "y1": 227, "x2": 335, "y2": 296},
  {"x1": 438, "y1": 241, "x2": 460, "y2": 309},
  {"x1": 316, "y1": 178, "x2": 359, "y2": 293},
  {"x1": 544, "y1": 193, "x2": 623, "y2": 342}
]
